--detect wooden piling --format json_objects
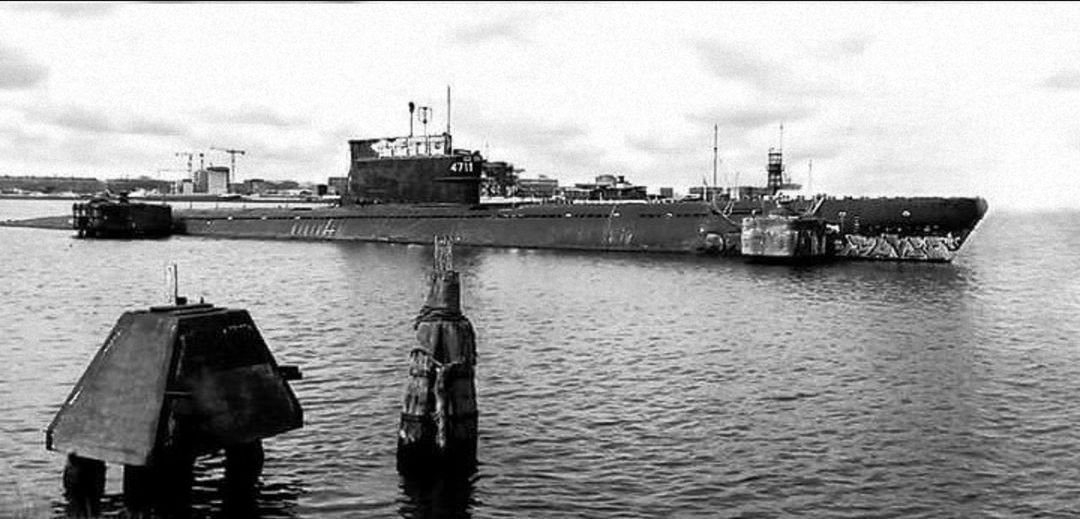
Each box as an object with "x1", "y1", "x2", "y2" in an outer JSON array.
[{"x1": 398, "y1": 237, "x2": 479, "y2": 472}]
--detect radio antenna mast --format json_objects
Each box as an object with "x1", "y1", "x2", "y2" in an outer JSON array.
[
  {"x1": 409, "y1": 102, "x2": 415, "y2": 138},
  {"x1": 446, "y1": 85, "x2": 453, "y2": 153},
  {"x1": 712, "y1": 124, "x2": 718, "y2": 201}
]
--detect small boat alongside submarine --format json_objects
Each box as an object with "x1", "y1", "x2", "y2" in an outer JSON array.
[{"x1": 73, "y1": 192, "x2": 174, "y2": 239}]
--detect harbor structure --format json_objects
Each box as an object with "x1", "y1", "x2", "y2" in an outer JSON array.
[{"x1": 47, "y1": 296, "x2": 303, "y2": 516}]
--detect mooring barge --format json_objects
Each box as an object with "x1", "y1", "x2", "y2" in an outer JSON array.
[{"x1": 73, "y1": 193, "x2": 174, "y2": 238}]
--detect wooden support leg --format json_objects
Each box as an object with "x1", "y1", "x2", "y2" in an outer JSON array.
[
  {"x1": 122, "y1": 450, "x2": 195, "y2": 519},
  {"x1": 122, "y1": 464, "x2": 154, "y2": 518},
  {"x1": 223, "y1": 440, "x2": 264, "y2": 515},
  {"x1": 62, "y1": 453, "x2": 105, "y2": 518},
  {"x1": 156, "y1": 451, "x2": 195, "y2": 518}
]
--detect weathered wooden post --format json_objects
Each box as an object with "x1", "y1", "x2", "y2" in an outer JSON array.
[{"x1": 397, "y1": 236, "x2": 479, "y2": 473}]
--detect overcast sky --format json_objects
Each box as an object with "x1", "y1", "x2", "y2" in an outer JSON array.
[{"x1": 1, "y1": 2, "x2": 1078, "y2": 210}]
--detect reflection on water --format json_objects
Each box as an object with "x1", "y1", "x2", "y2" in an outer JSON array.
[
  {"x1": 48, "y1": 456, "x2": 305, "y2": 519},
  {"x1": 1, "y1": 206, "x2": 1080, "y2": 517},
  {"x1": 398, "y1": 467, "x2": 478, "y2": 519}
]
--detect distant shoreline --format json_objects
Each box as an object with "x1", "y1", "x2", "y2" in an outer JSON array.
[{"x1": 0, "y1": 194, "x2": 337, "y2": 204}]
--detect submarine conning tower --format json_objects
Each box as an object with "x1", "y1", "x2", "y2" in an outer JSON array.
[{"x1": 345, "y1": 132, "x2": 484, "y2": 206}]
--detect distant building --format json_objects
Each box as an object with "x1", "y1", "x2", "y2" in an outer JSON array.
[
  {"x1": 689, "y1": 185, "x2": 773, "y2": 200},
  {"x1": 574, "y1": 175, "x2": 647, "y2": 201},
  {"x1": 730, "y1": 186, "x2": 775, "y2": 199},
  {"x1": 327, "y1": 176, "x2": 348, "y2": 196},
  {"x1": 175, "y1": 179, "x2": 195, "y2": 195},
  {"x1": 559, "y1": 186, "x2": 592, "y2": 201},
  {"x1": 193, "y1": 169, "x2": 208, "y2": 193},
  {"x1": 0, "y1": 175, "x2": 103, "y2": 194},
  {"x1": 515, "y1": 175, "x2": 558, "y2": 198},
  {"x1": 658, "y1": 187, "x2": 674, "y2": 200},
  {"x1": 271, "y1": 180, "x2": 300, "y2": 192},
  {"x1": 593, "y1": 174, "x2": 618, "y2": 186},
  {"x1": 688, "y1": 186, "x2": 726, "y2": 200},
  {"x1": 481, "y1": 161, "x2": 521, "y2": 197},
  {"x1": 242, "y1": 178, "x2": 269, "y2": 195},
  {"x1": 193, "y1": 167, "x2": 229, "y2": 194},
  {"x1": 105, "y1": 177, "x2": 172, "y2": 195}
]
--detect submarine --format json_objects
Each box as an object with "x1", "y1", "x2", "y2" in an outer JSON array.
[{"x1": 175, "y1": 105, "x2": 987, "y2": 262}]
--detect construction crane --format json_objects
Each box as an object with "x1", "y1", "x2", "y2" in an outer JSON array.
[
  {"x1": 174, "y1": 152, "x2": 204, "y2": 176},
  {"x1": 209, "y1": 147, "x2": 246, "y2": 187}
]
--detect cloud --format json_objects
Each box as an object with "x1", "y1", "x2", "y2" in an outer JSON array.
[
  {"x1": 0, "y1": 43, "x2": 48, "y2": 90},
  {"x1": 624, "y1": 136, "x2": 696, "y2": 156},
  {"x1": 462, "y1": 112, "x2": 588, "y2": 149},
  {"x1": 0, "y1": 125, "x2": 51, "y2": 155},
  {"x1": 256, "y1": 133, "x2": 343, "y2": 163},
  {"x1": 255, "y1": 144, "x2": 322, "y2": 164},
  {"x1": 544, "y1": 145, "x2": 610, "y2": 173},
  {"x1": 1040, "y1": 70, "x2": 1080, "y2": 90},
  {"x1": 821, "y1": 36, "x2": 873, "y2": 59},
  {"x1": 692, "y1": 40, "x2": 777, "y2": 87},
  {"x1": 0, "y1": 126, "x2": 132, "y2": 168},
  {"x1": 512, "y1": 121, "x2": 587, "y2": 148},
  {"x1": 692, "y1": 39, "x2": 856, "y2": 99},
  {"x1": 686, "y1": 105, "x2": 816, "y2": 132},
  {"x1": 454, "y1": 109, "x2": 611, "y2": 177},
  {"x1": 199, "y1": 105, "x2": 306, "y2": 127},
  {"x1": 125, "y1": 118, "x2": 187, "y2": 137},
  {"x1": 7, "y1": 3, "x2": 116, "y2": 18},
  {"x1": 182, "y1": 124, "x2": 354, "y2": 180},
  {"x1": 450, "y1": 17, "x2": 531, "y2": 45},
  {"x1": 785, "y1": 142, "x2": 845, "y2": 163},
  {"x1": 29, "y1": 105, "x2": 187, "y2": 137}
]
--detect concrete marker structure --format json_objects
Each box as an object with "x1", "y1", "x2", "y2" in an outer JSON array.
[{"x1": 46, "y1": 300, "x2": 303, "y2": 516}]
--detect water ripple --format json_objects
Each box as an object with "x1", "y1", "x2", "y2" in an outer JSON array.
[{"x1": 1, "y1": 207, "x2": 1078, "y2": 517}]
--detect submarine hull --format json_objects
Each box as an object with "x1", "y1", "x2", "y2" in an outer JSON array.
[
  {"x1": 177, "y1": 203, "x2": 739, "y2": 254},
  {"x1": 175, "y1": 195, "x2": 987, "y2": 262}
]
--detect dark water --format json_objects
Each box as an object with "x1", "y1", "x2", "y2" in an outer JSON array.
[{"x1": 1, "y1": 200, "x2": 1079, "y2": 518}]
